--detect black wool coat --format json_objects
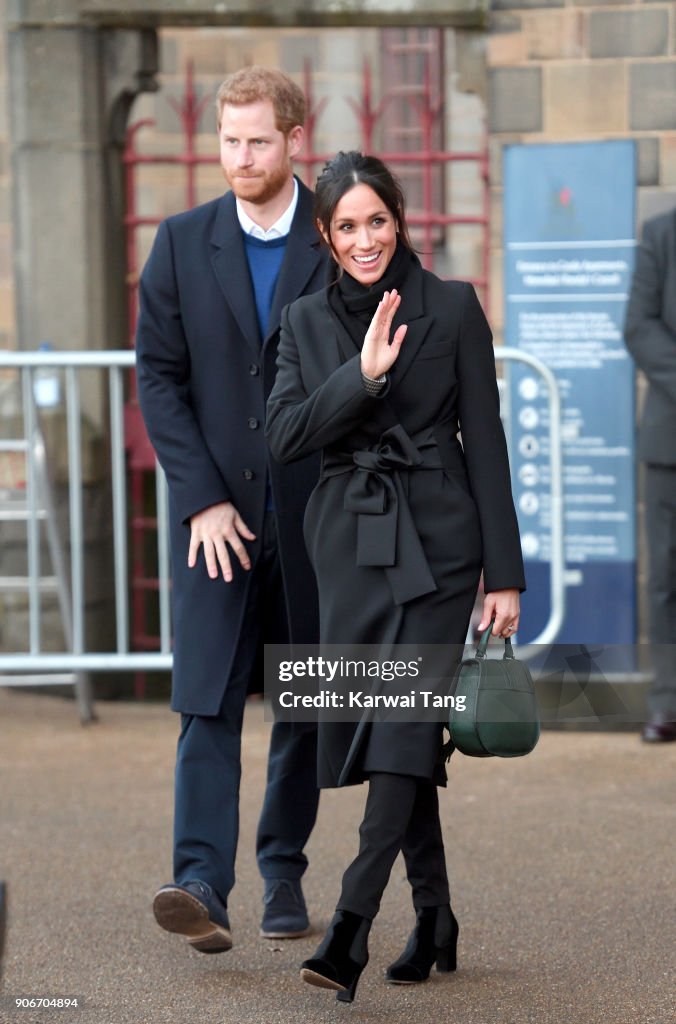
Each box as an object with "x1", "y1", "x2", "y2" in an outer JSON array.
[
  {"x1": 266, "y1": 259, "x2": 526, "y2": 787},
  {"x1": 136, "y1": 180, "x2": 327, "y2": 715}
]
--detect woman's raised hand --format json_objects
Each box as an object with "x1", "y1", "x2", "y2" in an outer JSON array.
[{"x1": 361, "y1": 289, "x2": 408, "y2": 379}]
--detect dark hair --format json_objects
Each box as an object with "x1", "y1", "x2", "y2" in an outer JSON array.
[{"x1": 314, "y1": 151, "x2": 414, "y2": 256}]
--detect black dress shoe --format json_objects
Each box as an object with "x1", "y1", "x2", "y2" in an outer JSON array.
[
  {"x1": 152, "y1": 880, "x2": 232, "y2": 953},
  {"x1": 386, "y1": 905, "x2": 458, "y2": 984},
  {"x1": 300, "y1": 910, "x2": 371, "y2": 1003},
  {"x1": 641, "y1": 715, "x2": 676, "y2": 743}
]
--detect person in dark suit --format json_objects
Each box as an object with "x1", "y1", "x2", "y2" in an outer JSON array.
[
  {"x1": 136, "y1": 67, "x2": 327, "y2": 952},
  {"x1": 266, "y1": 152, "x2": 525, "y2": 1001},
  {"x1": 624, "y1": 207, "x2": 676, "y2": 743}
]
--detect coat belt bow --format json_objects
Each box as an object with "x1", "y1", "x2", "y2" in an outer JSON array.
[{"x1": 323, "y1": 425, "x2": 442, "y2": 605}]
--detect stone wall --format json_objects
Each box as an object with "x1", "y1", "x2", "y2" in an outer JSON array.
[
  {"x1": 0, "y1": 0, "x2": 13, "y2": 353},
  {"x1": 487, "y1": 0, "x2": 676, "y2": 331},
  {"x1": 487, "y1": 0, "x2": 675, "y2": 645}
]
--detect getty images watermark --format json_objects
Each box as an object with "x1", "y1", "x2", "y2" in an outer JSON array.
[
  {"x1": 265, "y1": 645, "x2": 467, "y2": 722},
  {"x1": 264, "y1": 643, "x2": 658, "y2": 724},
  {"x1": 277, "y1": 653, "x2": 466, "y2": 713}
]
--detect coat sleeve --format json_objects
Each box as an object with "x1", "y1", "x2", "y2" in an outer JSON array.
[
  {"x1": 623, "y1": 218, "x2": 676, "y2": 406},
  {"x1": 266, "y1": 302, "x2": 388, "y2": 462},
  {"x1": 456, "y1": 284, "x2": 526, "y2": 593},
  {"x1": 136, "y1": 219, "x2": 231, "y2": 523}
]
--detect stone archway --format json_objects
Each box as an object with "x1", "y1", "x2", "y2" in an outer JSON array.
[
  {"x1": 6, "y1": 0, "x2": 486, "y2": 353},
  {"x1": 2, "y1": 1, "x2": 486, "y2": 677}
]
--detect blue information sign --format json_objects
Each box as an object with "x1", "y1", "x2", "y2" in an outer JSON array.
[{"x1": 503, "y1": 141, "x2": 636, "y2": 644}]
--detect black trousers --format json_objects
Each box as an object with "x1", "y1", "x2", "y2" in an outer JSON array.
[
  {"x1": 645, "y1": 465, "x2": 676, "y2": 716},
  {"x1": 173, "y1": 512, "x2": 320, "y2": 903},
  {"x1": 337, "y1": 772, "x2": 450, "y2": 922}
]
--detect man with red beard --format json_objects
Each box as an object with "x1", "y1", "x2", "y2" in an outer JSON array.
[{"x1": 136, "y1": 67, "x2": 325, "y2": 952}]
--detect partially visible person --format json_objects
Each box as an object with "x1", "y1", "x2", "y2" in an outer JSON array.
[
  {"x1": 267, "y1": 152, "x2": 525, "y2": 1002},
  {"x1": 624, "y1": 207, "x2": 676, "y2": 743},
  {"x1": 136, "y1": 66, "x2": 327, "y2": 952}
]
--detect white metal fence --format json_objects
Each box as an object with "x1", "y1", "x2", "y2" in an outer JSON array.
[{"x1": 0, "y1": 351, "x2": 171, "y2": 720}]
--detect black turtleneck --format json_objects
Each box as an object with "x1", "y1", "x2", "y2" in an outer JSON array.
[{"x1": 326, "y1": 240, "x2": 419, "y2": 351}]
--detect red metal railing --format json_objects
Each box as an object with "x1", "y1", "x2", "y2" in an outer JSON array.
[{"x1": 123, "y1": 48, "x2": 490, "y2": 690}]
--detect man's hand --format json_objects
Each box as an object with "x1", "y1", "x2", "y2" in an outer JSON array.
[{"x1": 188, "y1": 502, "x2": 256, "y2": 582}]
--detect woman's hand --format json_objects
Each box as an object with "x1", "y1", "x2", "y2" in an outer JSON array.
[
  {"x1": 478, "y1": 589, "x2": 520, "y2": 639},
  {"x1": 361, "y1": 289, "x2": 408, "y2": 379}
]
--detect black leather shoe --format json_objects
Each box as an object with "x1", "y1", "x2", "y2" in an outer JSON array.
[
  {"x1": 386, "y1": 905, "x2": 458, "y2": 984},
  {"x1": 641, "y1": 715, "x2": 676, "y2": 743},
  {"x1": 152, "y1": 880, "x2": 232, "y2": 954},
  {"x1": 300, "y1": 910, "x2": 371, "y2": 1003}
]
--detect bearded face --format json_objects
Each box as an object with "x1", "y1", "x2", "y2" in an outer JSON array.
[{"x1": 219, "y1": 100, "x2": 300, "y2": 207}]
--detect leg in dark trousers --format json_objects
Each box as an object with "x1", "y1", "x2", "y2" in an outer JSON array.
[
  {"x1": 257, "y1": 721, "x2": 319, "y2": 880},
  {"x1": 302, "y1": 773, "x2": 449, "y2": 1001},
  {"x1": 173, "y1": 668, "x2": 248, "y2": 901},
  {"x1": 645, "y1": 465, "x2": 676, "y2": 717},
  {"x1": 301, "y1": 772, "x2": 416, "y2": 1002},
  {"x1": 174, "y1": 512, "x2": 318, "y2": 905},
  {"x1": 401, "y1": 781, "x2": 450, "y2": 909},
  {"x1": 385, "y1": 784, "x2": 457, "y2": 985},
  {"x1": 255, "y1": 514, "x2": 319, "y2": 881},
  {"x1": 337, "y1": 772, "x2": 419, "y2": 921}
]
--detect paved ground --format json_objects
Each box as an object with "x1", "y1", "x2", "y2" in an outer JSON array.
[{"x1": 0, "y1": 689, "x2": 674, "y2": 1024}]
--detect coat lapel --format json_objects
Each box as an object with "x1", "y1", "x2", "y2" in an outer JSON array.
[
  {"x1": 387, "y1": 257, "x2": 434, "y2": 387},
  {"x1": 264, "y1": 180, "x2": 323, "y2": 349},
  {"x1": 209, "y1": 191, "x2": 261, "y2": 356},
  {"x1": 328, "y1": 291, "x2": 362, "y2": 365},
  {"x1": 318, "y1": 290, "x2": 355, "y2": 371}
]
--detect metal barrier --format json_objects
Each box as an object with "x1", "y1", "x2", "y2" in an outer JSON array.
[
  {"x1": 0, "y1": 351, "x2": 172, "y2": 702},
  {"x1": 0, "y1": 348, "x2": 565, "y2": 704},
  {"x1": 497, "y1": 348, "x2": 565, "y2": 647}
]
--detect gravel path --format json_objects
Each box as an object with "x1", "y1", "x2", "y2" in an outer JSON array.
[{"x1": 0, "y1": 690, "x2": 673, "y2": 1024}]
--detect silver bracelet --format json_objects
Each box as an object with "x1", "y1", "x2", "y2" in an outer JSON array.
[{"x1": 361, "y1": 370, "x2": 387, "y2": 395}]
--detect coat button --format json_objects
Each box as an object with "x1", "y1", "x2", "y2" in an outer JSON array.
[
  {"x1": 247, "y1": 417, "x2": 259, "y2": 430},
  {"x1": 242, "y1": 469, "x2": 254, "y2": 481},
  {"x1": 249, "y1": 364, "x2": 259, "y2": 376}
]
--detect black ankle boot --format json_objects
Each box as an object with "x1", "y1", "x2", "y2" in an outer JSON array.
[
  {"x1": 300, "y1": 910, "x2": 371, "y2": 1003},
  {"x1": 386, "y1": 905, "x2": 458, "y2": 984}
]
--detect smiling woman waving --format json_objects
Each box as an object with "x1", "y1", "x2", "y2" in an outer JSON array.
[{"x1": 266, "y1": 151, "x2": 525, "y2": 1003}]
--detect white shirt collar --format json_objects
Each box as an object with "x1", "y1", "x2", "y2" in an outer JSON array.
[{"x1": 236, "y1": 177, "x2": 299, "y2": 241}]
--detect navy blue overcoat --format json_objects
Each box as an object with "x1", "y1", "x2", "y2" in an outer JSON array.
[{"x1": 136, "y1": 180, "x2": 327, "y2": 714}]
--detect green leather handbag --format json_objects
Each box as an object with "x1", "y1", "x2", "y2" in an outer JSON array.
[{"x1": 448, "y1": 624, "x2": 540, "y2": 758}]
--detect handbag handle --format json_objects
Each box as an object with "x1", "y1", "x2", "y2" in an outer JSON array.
[{"x1": 476, "y1": 621, "x2": 515, "y2": 661}]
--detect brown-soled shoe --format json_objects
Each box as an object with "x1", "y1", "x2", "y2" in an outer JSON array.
[
  {"x1": 152, "y1": 880, "x2": 232, "y2": 954},
  {"x1": 641, "y1": 716, "x2": 676, "y2": 743}
]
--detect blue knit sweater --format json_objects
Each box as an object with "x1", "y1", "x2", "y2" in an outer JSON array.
[{"x1": 242, "y1": 233, "x2": 288, "y2": 339}]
